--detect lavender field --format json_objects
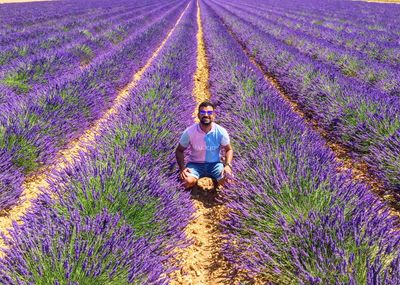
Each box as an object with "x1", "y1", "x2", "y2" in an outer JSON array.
[{"x1": 0, "y1": 0, "x2": 399, "y2": 284}]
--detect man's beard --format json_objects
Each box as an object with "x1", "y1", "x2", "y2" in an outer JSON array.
[{"x1": 200, "y1": 117, "x2": 212, "y2": 125}]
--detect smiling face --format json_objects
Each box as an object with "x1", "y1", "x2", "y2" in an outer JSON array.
[{"x1": 198, "y1": 105, "x2": 215, "y2": 126}]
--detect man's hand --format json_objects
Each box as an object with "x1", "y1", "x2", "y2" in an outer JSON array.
[
  {"x1": 179, "y1": 168, "x2": 192, "y2": 181},
  {"x1": 222, "y1": 165, "x2": 233, "y2": 179}
]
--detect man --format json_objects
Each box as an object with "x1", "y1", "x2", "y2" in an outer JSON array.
[{"x1": 175, "y1": 101, "x2": 233, "y2": 189}]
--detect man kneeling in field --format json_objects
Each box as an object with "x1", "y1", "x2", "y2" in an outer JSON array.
[{"x1": 175, "y1": 101, "x2": 233, "y2": 189}]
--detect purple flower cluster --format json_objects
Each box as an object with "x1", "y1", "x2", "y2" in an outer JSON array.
[
  {"x1": 206, "y1": 0, "x2": 400, "y2": 192},
  {"x1": 0, "y1": 0, "x2": 196, "y2": 283},
  {"x1": 0, "y1": 1, "x2": 187, "y2": 211},
  {"x1": 1, "y1": 207, "x2": 167, "y2": 284},
  {"x1": 201, "y1": 1, "x2": 400, "y2": 283}
]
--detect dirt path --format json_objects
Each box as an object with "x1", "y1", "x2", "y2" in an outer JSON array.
[
  {"x1": 218, "y1": 16, "x2": 400, "y2": 219},
  {"x1": 169, "y1": 1, "x2": 234, "y2": 284},
  {"x1": 191, "y1": 0, "x2": 211, "y2": 122},
  {"x1": 0, "y1": 2, "x2": 191, "y2": 255}
]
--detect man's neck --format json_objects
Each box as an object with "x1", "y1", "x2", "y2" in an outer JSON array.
[{"x1": 199, "y1": 122, "x2": 212, "y2": 133}]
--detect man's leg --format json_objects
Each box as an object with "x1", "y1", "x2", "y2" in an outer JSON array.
[
  {"x1": 182, "y1": 162, "x2": 201, "y2": 189},
  {"x1": 208, "y1": 162, "x2": 225, "y2": 187},
  {"x1": 183, "y1": 176, "x2": 197, "y2": 189}
]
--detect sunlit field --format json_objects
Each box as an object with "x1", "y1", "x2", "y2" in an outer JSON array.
[{"x1": 0, "y1": 0, "x2": 400, "y2": 284}]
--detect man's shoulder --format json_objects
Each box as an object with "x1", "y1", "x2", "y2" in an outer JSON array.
[
  {"x1": 213, "y1": 123, "x2": 229, "y2": 134},
  {"x1": 183, "y1": 123, "x2": 199, "y2": 133}
]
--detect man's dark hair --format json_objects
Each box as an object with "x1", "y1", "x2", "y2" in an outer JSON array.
[{"x1": 198, "y1": 101, "x2": 215, "y2": 112}]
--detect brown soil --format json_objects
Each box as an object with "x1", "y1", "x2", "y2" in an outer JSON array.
[
  {"x1": 192, "y1": 0, "x2": 211, "y2": 122},
  {"x1": 0, "y1": 3, "x2": 191, "y2": 256},
  {"x1": 170, "y1": 178, "x2": 232, "y2": 284},
  {"x1": 170, "y1": 3, "x2": 275, "y2": 284}
]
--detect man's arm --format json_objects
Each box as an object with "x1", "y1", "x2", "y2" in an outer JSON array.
[
  {"x1": 175, "y1": 144, "x2": 187, "y2": 171},
  {"x1": 222, "y1": 143, "x2": 234, "y2": 179},
  {"x1": 223, "y1": 143, "x2": 233, "y2": 166}
]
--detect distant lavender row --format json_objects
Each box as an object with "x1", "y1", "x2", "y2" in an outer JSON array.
[
  {"x1": 0, "y1": 1, "x2": 179, "y2": 101},
  {"x1": 0, "y1": 1, "x2": 171, "y2": 69},
  {"x1": 0, "y1": 2, "x2": 186, "y2": 211},
  {"x1": 0, "y1": 1, "x2": 91, "y2": 33},
  {"x1": 0, "y1": 1, "x2": 125, "y2": 46},
  {"x1": 213, "y1": 0, "x2": 400, "y2": 93},
  {"x1": 246, "y1": 3, "x2": 400, "y2": 69},
  {"x1": 0, "y1": 1, "x2": 196, "y2": 282},
  {"x1": 0, "y1": 0, "x2": 159, "y2": 41},
  {"x1": 247, "y1": 0, "x2": 400, "y2": 44},
  {"x1": 201, "y1": 1, "x2": 400, "y2": 283},
  {"x1": 208, "y1": 0, "x2": 400, "y2": 192},
  {"x1": 0, "y1": 1, "x2": 182, "y2": 109},
  {"x1": 232, "y1": 0, "x2": 400, "y2": 57}
]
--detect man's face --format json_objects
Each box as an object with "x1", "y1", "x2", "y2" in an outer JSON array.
[{"x1": 198, "y1": 106, "x2": 215, "y2": 126}]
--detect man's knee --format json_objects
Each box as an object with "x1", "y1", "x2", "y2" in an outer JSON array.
[{"x1": 183, "y1": 176, "x2": 197, "y2": 189}]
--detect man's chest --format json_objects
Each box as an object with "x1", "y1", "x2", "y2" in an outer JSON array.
[{"x1": 189, "y1": 132, "x2": 221, "y2": 151}]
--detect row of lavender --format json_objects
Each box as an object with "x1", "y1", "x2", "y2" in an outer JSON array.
[
  {"x1": 0, "y1": 1, "x2": 180, "y2": 98},
  {"x1": 207, "y1": 0, "x2": 400, "y2": 193},
  {"x1": 0, "y1": 1, "x2": 171, "y2": 98},
  {"x1": 201, "y1": 1, "x2": 400, "y2": 283},
  {"x1": 0, "y1": 2, "x2": 158, "y2": 68},
  {"x1": 234, "y1": 0, "x2": 400, "y2": 68},
  {"x1": 2, "y1": 2, "x2": 120, "y2": 45},
  {"x1": 0, "y1": 0, "x2": 159, "y2": 42},
  {"x1": 0, "y1": 2, "x2": 186, "y2": 210},
  {"x1": 0, "y1": 1, "x2": 197, "y2": 283},
  {"x1": 268, "y1": 0, "x2": 400, "y2": 42},
  {"x1": 213, "y1": 0, "x2": 399, "y2": 96}
]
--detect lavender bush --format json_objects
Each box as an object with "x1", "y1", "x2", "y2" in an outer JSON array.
[{"x1": 0, "y1": 208, "x2": 167, "y2": 284}]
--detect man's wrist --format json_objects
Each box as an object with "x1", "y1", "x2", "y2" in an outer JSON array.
[{"x1": 224, "y1": 162, "x2": 233, "y2": 170}]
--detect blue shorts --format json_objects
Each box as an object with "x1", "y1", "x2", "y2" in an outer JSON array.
[{"x1": 186, "y1": 162, "x2": 224, "y2": 181}]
